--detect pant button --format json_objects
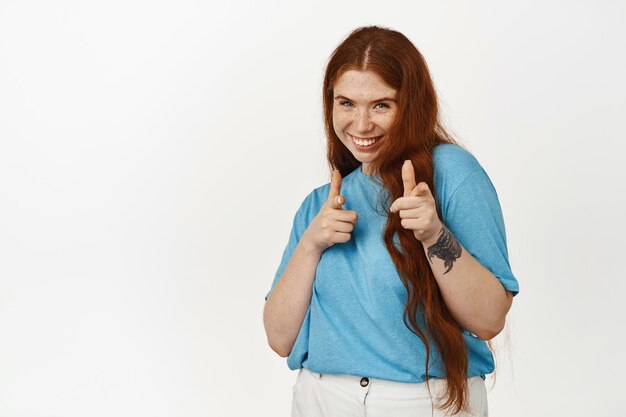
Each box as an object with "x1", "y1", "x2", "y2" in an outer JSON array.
[{"x1": 360, "y1": 377, "x2": 369, "y2": 387}]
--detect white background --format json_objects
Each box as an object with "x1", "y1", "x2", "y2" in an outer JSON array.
[{"x1": 1, "y1": 1, "x2": 625, "y2": 416}]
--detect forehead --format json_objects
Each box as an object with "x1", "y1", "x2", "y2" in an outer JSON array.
[{"x1": 333, "y1": 70, "x2": 397, "y2": 101}]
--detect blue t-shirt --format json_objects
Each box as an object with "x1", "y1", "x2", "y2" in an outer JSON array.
[{"x1": 266, "y1": 143, "x2": 519, "y2": 382}]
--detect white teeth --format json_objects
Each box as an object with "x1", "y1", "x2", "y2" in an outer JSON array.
[{"x1": 352, "y1": 136, "x2": 379, "y2": 147}]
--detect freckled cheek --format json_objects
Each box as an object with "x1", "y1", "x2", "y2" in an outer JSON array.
[
  {"x1": 370, "y1": 113, "x2": 388, "y2": 127},
  {"x1": 332, "y1": 112, "x2": 351, "y2": 135},
  {"x1": 379, "y1": 112, "x2": 397, "y2": 131}
]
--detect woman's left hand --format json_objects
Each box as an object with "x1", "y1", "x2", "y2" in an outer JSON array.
[{"x1": 389, "y1": 160, "x2": 443, "y2": 245}]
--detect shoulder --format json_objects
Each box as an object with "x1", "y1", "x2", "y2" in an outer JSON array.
[
  {"x1": 433, "y1": 143, "x2": 486, "y2": 193},
  {"x1": 432, "y1": 143, "x2": 497, "y2": 212},
  {"x1": 433, "y1": 143, "x2": 483, "y2": 179}
]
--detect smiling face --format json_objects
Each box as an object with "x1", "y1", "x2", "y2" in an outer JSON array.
[{"x1": 332, "y1": 69, "x2": 398, "y2": 175}]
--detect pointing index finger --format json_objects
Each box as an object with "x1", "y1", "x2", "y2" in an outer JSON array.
[
  {"x1": 327, "y1": 170, "x2": 344, "y2": 208},
  {"x1": 402, "y1": 160, "x2": 417, "y2": 197}
]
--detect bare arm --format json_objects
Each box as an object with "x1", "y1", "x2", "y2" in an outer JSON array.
[
  {"x1": 421, "y1": 224, "x2": 512, "y2": 340},
  {"x1": 263, "y1": 241, "x2": 322, "y2": 357},
  {"x1": 263, "y1": 171, "x2": 358, "y2": 356},
  {"x1": 391, "y1": 160, "x2": 513, "y2": 340}
]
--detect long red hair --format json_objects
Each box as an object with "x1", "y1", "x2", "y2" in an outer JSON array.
[{"x1": 323, "y1": 26, "x2": 469, "y2": 414}]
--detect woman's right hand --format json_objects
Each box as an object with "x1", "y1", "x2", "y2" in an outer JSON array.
[{"x1": 300, "y1": 170, "x2": 358, "y2": 254}]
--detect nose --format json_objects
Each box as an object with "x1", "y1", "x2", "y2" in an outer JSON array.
[{"x1": 354, "y1": 108, "x2": 373, "y2": 133}]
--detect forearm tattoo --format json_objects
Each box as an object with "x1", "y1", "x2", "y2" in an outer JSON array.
[{"x1": 426, "y1": 225, "x2": 462, "y2": 274}]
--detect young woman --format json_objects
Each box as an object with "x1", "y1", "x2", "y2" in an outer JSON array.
[{"x1": 263, "y1": 26, "x2": 519, "y2": 417}]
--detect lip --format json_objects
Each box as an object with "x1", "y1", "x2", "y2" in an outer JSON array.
[
  {"x1": 350, "y1": 134, "x2": 382, "y2": 141},
  {"x1": 349, "y1": 134, "x2": 383, "y2": 151}
]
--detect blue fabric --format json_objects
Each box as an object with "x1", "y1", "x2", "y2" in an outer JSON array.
[{"x1": 265, "y1": 143, "x2": 519, "y2": 383}]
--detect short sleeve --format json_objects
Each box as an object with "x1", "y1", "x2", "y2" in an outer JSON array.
[
  {"x1": 264, "y1": 196, "x2": 312, "y2": 301},
  {"x1": 443, "y1": 169, "x2": 519, "y2": 295}
]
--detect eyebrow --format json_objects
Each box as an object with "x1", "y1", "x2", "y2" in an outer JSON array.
[{"x1": 334, "y1": 95, "x2": 396, "y2": 103}]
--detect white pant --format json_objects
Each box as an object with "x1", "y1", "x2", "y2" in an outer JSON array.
[{"x1": 291, "y1": 368, "x2": 488, "y2": 417}]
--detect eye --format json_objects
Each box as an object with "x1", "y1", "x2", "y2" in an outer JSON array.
[
  {"x1": 339, "y1": 100, "x2": 354, "y2": 108},
  {"x1": 374, "y1": 103, "x2": 390, "y2": 109}
]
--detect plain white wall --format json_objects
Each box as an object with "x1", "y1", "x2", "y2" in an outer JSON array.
[{"x1": 1, "y1": 0, "x2": 625, "y2": 416}]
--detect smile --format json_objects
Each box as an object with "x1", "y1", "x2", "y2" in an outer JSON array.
[{"x1": 351, "y1": 135, "x2": 382, "y2": 147}]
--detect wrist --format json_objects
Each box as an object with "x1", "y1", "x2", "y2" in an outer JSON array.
[
  {"x1": 298, "y1": 237, "x2": 325, "y2": 257},
  {"x1": 417, "y1": 222, "x2": 444, "y2": 248}
]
